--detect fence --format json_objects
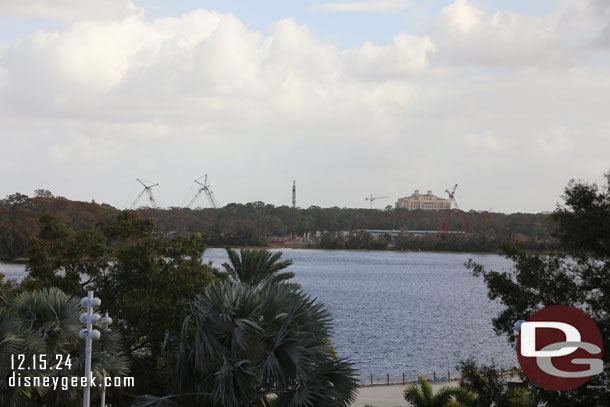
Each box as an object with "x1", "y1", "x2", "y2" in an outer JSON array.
[{"x1": 359, "y1": 367, "x2": 521, "y2": 387}]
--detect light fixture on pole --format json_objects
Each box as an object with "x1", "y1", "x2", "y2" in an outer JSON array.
[
  {"x1": 80, "y1": 291, "x2": 112, "y2": 407},
  {"x1": 514, "y1": 319, "x2": 536, "y2": 407}
]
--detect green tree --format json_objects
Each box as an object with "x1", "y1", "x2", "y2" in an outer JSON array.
[
  {"x1": 468, "y1": 170, "x2": 610, "y2": 405},
  {"x1": 0, "y1": 287, "x2": 129, "y2": 407},
  {"x1": 136, "y1": 281, "x2": 358, "y2": 407},
  {"x1": 23, "y1": 211, "x2": 220, "y2": 403},
  {"x1": 455, "y1": 359, "x2": 529, "y2": 407},
  {"x1": 26, "y1": 214, "x2": 107, "y2": 294},
  {"x1": 222, "y1": 248, "x2": 295, "y2": 288},
  {"x1": 403, "y1": 377, "x2": 458, "y2": 407}
]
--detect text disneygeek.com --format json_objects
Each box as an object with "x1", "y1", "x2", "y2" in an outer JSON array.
[{"x1": 8, "y1": 354, "x2": 134, "y2": 391}]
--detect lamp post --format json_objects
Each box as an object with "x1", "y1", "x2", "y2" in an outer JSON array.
[
  {"x1": 514, "y1": 319, "x2": 536, "y2": 407},
  {"x1": 80, "y1": 291, "x2": 113, "y2": 407}
]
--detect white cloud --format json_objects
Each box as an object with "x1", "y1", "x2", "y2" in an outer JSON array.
[
  {"x1": 431, "y1": 0, "x2": 575, "y2": 67},
  {"x1": 316, "y1": 0, "x2": 413, "y2": 13},
  {"x1": 536, "y1": 126, "x2": 576, "y2": 154},
  {"x1": 342, "y1": 34, "x2": 435, "y2": 79},
  {"x1": 0, "y1": 1, "x2": 609, "y2": 212},
  {"x1": 465, "y1": 131, "x2": 507, "y2": 151},
  {"x1": 439, "y1": 0, "x2": 483, "y2": 33},
  {"x1": 0, "y1": 0, "x2": 140, "y2": 20},
  {"x1": 579, "y1": 159, "x2": 610, "y2": 178}
]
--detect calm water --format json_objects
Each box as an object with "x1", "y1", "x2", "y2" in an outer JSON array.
[{"x1": 1, "y1": 249, "x2": 517, "y2": 376}]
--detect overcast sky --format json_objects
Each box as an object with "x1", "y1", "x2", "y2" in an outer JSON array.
[{"x1": 1, "y1": 0, "x2": 609, "y2": 213}]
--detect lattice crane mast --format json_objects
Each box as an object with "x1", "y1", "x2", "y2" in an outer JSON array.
[
  {"x1": 186, "y1": 174, "x2": 218, "y2": 209},
  {"x1": 438, "y1": 184, "x2": 469, "y2": 237},
  {"x1": 365, "y1": 194, "x2": 389, "y2": 209},
  {"x1": 131, "y1": 179, "x2": 159, "y2": 209}
]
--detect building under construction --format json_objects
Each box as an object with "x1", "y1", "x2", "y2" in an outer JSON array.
[{"x1": 395, "y1": 190, "x2": 449, "y2": 211}]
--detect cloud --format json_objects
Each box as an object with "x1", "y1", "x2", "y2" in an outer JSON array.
[
  {"x1": 430, "y1": 0, "x2": 576, "y2": 67},
  {"x1": 465, "y1": 131, "x2": 507, "y2": 151},
  {"x1": 342, "y1": 34, "x2": 435, "y2": 79},
  {"x1": 0, "y1": 1, "x2": 609, "y2": 212},
  {"x1": 0, "y1": 0, "x2": 140, "y2": 21},
  {"x1": 579, "y1": 159, "x2": 610, "y2": 178},
  {"x1": 315, "y1": 0, "x2": 413, "y2": 13},
  {"x1": 536, "y1": 126, "x2": 576, "y2": 154}
]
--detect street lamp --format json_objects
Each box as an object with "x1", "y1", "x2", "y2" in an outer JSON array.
[
  {"x1": 80, "y1": 291, "x2": 113, "y2": 407},
  {"x1": 514, "y1": 319, "x2": 536, "y2": 407},
  {"x1": 513, "y1": 320, "x2": 525, "y2": 350}
]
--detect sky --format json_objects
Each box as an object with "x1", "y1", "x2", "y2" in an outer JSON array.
[{"x1": 0, "y1": 0, "x2": 609, "y2": 213}]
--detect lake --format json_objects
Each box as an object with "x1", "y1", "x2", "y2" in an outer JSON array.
[{"x1": 1, "y1": 249, "x2": 517, "y2": 378}]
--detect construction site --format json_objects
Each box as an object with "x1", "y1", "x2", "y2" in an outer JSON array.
[{"x1": 124, "y1": 177, "x2": 547, "y2": 252}]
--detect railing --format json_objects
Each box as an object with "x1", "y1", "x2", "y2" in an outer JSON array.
[{"x1": 359, "y1": 367, "x2": 521, "y2": 387}]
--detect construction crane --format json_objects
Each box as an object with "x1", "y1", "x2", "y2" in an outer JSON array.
[
  {"x1": 186, "y1": 174, "x2": 217, "y2": 209},
  {"x1": 438, "y1": 184, "x2": 470, "y2": 238},
  {"x1": 131, "y1": 179, "x2": 159, "y2": 209},
  {"x1": 365, "y1": 194, "x2": 389, "y2": 209}
]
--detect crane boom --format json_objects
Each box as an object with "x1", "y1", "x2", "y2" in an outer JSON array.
[
  {"x1": 130, "y1": 179, "x2": 159, "y2": 209},
  {"x1": 186, "y1": 174, "x2": 218, "y2": 209},
  {"x1": 130, "y1": 189, "x2": 146, "y2": 209},
  {"x1": 364, "y1": 194, "x2": 390, "y2": 209},
  {"x1": 186, "y1": 190, "x2": 203, "y2": 208},
  {"x1": 438, "y1": 184, "x2": 469, "y2": 238}
]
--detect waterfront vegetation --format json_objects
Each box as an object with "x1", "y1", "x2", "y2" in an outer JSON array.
[
  {"x1": 0, "y1": 189, "x2": 556, "y2": 261},
  {"x1": 469, "y1": 171, "x2": 610, "y2": 406},
  {"x1": 0, "y1": 213, "x2": 358, "y2": 406},
  {"x1": 0, "y1": 170, "x2": 608, "y2": 406}
]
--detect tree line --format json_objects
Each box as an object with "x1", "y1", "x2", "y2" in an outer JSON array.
[
  {"x1": 0, "y1": 190, "x2": 557, "y2": 260},
  {"x1": 1, "y1": 170, "x2": 609, "y2": 405}
]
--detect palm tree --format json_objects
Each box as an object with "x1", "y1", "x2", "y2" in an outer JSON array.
[
  {"x1": 455, "y1": 360, "x2": 530, "y2": 407},
  {"x1": 404, "y1": 377, "x2": 459, "y2": 407},
  {"x1": 134, "y1": 280, "x2": 358, "y2": 407},
  {"x1": 222, "y1": 248, "x2": 296, "y2": 288},
  {"x1": 0, "y1": 288, "x2": 129, "y2": 407}
]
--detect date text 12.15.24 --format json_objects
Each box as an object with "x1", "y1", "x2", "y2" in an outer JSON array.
[{"x1": 11, "y1": 354, "x2": 72, "y2": 371}]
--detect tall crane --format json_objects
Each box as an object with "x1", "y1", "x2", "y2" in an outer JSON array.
[
  {"x1": 438, "y1": 184, "x2": 469, "y2": 237},
  {"x1": 131, "y1": 179, "x2": 159, "y2": 209},
  {"x1": 365, "y1": 194, "x2": 389, "y2": 209},
  {"x1": 186, "y1": 174, "x2": 217, "y2": 209}
]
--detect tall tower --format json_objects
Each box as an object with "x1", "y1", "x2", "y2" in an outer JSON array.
[{"x1": 291, "y1": 180, "x2": 296, "y2": 239}]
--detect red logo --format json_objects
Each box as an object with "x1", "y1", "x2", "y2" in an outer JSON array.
[{"x1": 516, "y1": 305, "x2": 603, "y2": 391}]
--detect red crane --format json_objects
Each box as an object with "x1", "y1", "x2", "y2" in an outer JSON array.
[{"x1": 438, "y1": 184, "x2": 470, "y2": 238}]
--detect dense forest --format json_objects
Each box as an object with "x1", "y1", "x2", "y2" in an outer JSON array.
[{"x1": 0, "y1": 190, "x2": 557, "y2": 260}]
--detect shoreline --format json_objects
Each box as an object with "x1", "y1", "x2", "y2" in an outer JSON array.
[
  {"x1": 209, "y1": 245, "x2": 504, "y2": 255},
  {"x1": 355, "y1": 375, "x2": 522, "y2": 407}
]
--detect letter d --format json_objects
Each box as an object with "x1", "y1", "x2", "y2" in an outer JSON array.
[
  {"x1": 521, "y1": 321, "x2": 581, "y2": 357},
  {"x1": 9, "y1": 371, "x2": 15, "y2": 387}
]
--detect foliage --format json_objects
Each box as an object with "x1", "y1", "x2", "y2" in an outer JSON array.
[
  {"x1": 0, "y1": 287, "x2": 129, "y2": 407},
  {"x1": 320, "y1": 231, "x2": 390, "y2": 250},
  {"x1": 141, "y1": 204, "x2": 556, "y2": 252},
  {"x1": 468, "y1": 170, "x2": 610, "y2": 405},
  {"x1": 22, "y1": 211, "x2": 220, "y2": 404},
  {"x1": 222, "y1": 248, "x2": 295, "y2": 288},
  {"x1": 456, "y1": 359, "x2": 528, "y2": 407},
  {"x1": 0, "y1": 191, "x2": 558, "y2": 259},
  {"x1": 403, "y1": 377, "x2": 459, "y2": 407},
  {"x1": 0, "y1": 192, "x2": 116, "y2": 260},
  {"x1": 136, "y1": 280, "x2": 358, "y2": 407}
]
